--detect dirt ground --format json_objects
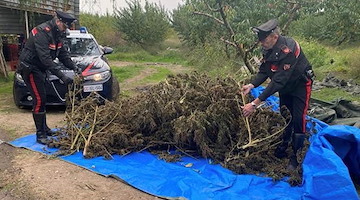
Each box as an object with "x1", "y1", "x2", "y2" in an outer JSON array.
[{"x1": 0, "y1": 61, "x2": 190, "y2": 200}]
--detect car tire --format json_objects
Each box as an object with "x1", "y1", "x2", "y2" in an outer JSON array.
[
  {"x1": 13, "y1": 84, "x2": 21, "y2": 108},
  {"x1": 111, "y1": 77, "x2": 120, "y2": 101}
]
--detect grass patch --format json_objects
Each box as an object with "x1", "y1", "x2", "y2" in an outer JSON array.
[
  {"x1": 107, "y1": 47, "x2": 187, "y2": 65},
  {"x1": 0, "y1": 81, "x2": 13, "y2": 95},
  {"x1": 312, "y1": 88, "x2": 360, "y2": 102},
  {"x1": 111, "y1": 65, "x2": 145, "y2": 83},
  {"x1": 0, "y1": 74, "x2": 14, "y2": 95},
  {"x1": 141, "y1": 66, "x2": 173, "y2": 83},
  {"x1": 298, "y1": 38, "x2": 360, "y2": 83}
]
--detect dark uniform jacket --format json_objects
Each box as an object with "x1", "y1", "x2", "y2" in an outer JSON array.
[
  {"x1": 251, "y1": 36, "x2": 312, "y2": 101},
  {"x1": 19, "y1": 18, "x2": 75, "y2": 74}
]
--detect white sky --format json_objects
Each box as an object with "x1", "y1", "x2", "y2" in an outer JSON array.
[{"x1": 80, "y1": 0, "x2": 184, "y2": 15}]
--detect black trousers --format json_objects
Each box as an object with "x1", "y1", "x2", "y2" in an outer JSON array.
[
  {"x1": 21, "y1": 66, "x2": 47, "y2": 114},
  {"x1": 279, "y1": 79, "x2": 312, "y2": 141}
]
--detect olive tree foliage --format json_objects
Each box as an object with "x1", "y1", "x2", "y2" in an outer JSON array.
[
  {"x1": 290, "y1": 0, "x2": 360, "y2": 45},
  {"x1": 114, "y1": 0, "x2": 170, "y2": 48},
  {"x1": 172, "y1": 0, "x2": 318, "y2": 74},
  {"x1": 79, "y1": 13, "x2": 122, "y2": 46}
]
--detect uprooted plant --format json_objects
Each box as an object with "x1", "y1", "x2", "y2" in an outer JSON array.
[{"x1": 48, "y1": 72, "x2": 307, "y2": 185}]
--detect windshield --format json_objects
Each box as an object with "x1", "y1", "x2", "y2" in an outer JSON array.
[{"x1": 65, "y1": 37, "x2": 101, "y2": 56}]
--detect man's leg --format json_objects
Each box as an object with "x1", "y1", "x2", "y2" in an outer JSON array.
[
  {"x1": 289, "y1": 79, "x2": 312, "y2": 168},
  {"x1": 23, "y1": 69, "x2": 48, "y2": 144},
  {"x1": 44, "y1": 115, "x2": 56, "y2": 136}
]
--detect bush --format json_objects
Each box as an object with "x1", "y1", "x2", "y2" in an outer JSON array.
[
  {"x1": 184, "y1": 41, "x2": 240, "y2": 76},
  {"x1": 297, "y1": 38, "x2": 329, "y2": 69},
  {"x1": 114, "y1": 0, "x2": 170, "y2": 49},
  {"x1": 79, "y1": 14, "x2": 123, "y2": 47}
]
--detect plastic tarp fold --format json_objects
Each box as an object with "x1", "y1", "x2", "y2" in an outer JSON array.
[{"x1": 9, "y1": 87, "x2": 360, "y2": 200}]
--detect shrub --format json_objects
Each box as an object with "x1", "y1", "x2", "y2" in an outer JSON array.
[
  {"x1": 79, "y1": 13, "x2": 123, "y2": 47},
  {"x1": 114, "y1": 0, "x2": 170, "y2": 49},
  {"x1": 297, "y1": 38, "x2": 329, "y2": 69}
]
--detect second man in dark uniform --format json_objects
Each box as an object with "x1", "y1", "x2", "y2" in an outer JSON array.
[{"x1": 241, "y1": 19, "x2": 314, "y2": 169}]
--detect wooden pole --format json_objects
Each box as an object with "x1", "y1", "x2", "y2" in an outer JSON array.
[{"x1": 0, "y1": 37, "x2": 9, "y2": 78}]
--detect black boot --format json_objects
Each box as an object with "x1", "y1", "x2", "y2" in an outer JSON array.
[
  {"x1": 44, "y1": 114, "x2": 56, "y2": 136},
  {"x1": 33, "y1": 112, "x2": 48, "y2": 145},
  {"x1": 288, "y1": 133, "x2": 305, "y2": 170}
]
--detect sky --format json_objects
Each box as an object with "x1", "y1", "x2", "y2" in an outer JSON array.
[{"x1": 80, "y1": 0, "x2": 184, "y2": 15}]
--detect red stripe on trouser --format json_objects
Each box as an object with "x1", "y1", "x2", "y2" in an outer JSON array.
[
  {"x1": 302, "y1": 80, "x2": 312, "y2": 133},
  {"x1": 29, "y1": 73, "x2": 42, "y2": 113}
]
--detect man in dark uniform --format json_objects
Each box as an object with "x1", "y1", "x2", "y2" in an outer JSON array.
[
  {"x1": 241, "y1": 19, "x2": 314, "y2": 169},
  {"x1": 17, "y1": 11, "x2": 80, "y2": 144}
]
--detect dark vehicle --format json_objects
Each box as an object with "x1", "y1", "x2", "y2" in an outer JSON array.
[{"x1": 13, "y1": 28, "x2": 120, "y2": 108}]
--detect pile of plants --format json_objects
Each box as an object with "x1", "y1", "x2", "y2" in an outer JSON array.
[{"x1": 48, "y1": 72, "x2": 307, "y2": 185}]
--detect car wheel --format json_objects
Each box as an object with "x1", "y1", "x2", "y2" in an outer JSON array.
[
  {"x1": 111, "y1": 77, "x2": 120, "y2": 101},
  {"x1": 13, "y1": 84, "x2": 24, "y2": 109},
  {"x1": 13, "y1": 84, "x2": 20, "y2": 108}
]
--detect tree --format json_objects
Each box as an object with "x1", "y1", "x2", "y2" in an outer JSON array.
[
  {"x1": 290, "y1": 0, "x2": 360, "y2": 45},
  {"x1": 79, "y1": 13, "x2": 122, "y2": 46},
  {"x1": 172, "y1": 0, "x2": 318, "y2": 74},
  {"x1": 114, "y1": 0, "x2": 170, "y2": 49}
]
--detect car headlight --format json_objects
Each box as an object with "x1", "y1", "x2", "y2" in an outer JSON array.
[
  {"x1": 15, "y1": 73, "x2": 25, "y2": 84},
  {"x1": 83, "y1": 71, "x2": 111, "y2": 82}
]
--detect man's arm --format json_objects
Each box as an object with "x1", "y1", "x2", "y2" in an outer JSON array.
[
  {"x1": 57, "y1": 40, "x2": 77, "y2": 71},
  {"x1": 33, "y1": 31, "x2": 58, "y2": 70},
  {"x1": 257, "y1": 52, "x2": 297, "y2": 101}
]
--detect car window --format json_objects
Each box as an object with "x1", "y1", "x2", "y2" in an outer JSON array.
[{"x1": 65, "y1": 38, "x2": 101, "y2": 56}]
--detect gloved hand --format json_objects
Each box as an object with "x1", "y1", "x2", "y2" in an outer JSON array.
[
  {"x1": 51, "y1": 69, "x2": 73, "y2": 85},
  {"x1": 74, "y1": 67, "x2": 82, "y2": 75},
  {"x1": 61, "y1": 76, "x2": 73, "y2": 85}
]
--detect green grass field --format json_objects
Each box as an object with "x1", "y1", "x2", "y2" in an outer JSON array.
[
  {"x1": 111, "y1": 65, "x2": 145, "y2": 83},
  {"x1": 0, "y1": 72, "x2": 14, "y2": 95}
]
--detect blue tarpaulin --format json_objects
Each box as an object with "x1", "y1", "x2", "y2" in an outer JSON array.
[{"x1": 10, "y1": 87, "x2": 360, "y2": 200}]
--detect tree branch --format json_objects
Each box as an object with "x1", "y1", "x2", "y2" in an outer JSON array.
[
  {"x1": 193, "y1": 11, "x2": 224, "y2": 25},
  {"x1": 205, "y1": 2, "x2": 221, "y2": 12}
]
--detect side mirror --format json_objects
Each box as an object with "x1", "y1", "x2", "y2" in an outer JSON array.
[
  {"x1": 103, "y1": 46, "x2": 113, "y2": 55},
  {"x1": 100, "y1": 46, "x2": 113, "y2": 55}
]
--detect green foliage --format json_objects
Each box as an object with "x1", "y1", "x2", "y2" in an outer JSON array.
[
  {"x1": 185, "y1": 41, "x2": 238, "y2": 75},
  {"x1": 290, "y1": 0, "x2": 360, "y2": 45},
  {"x1": 295, "y1": 39, "x2": 360, "y2": 83},
  {"x1": 79, "y1": 13, "x2": 122, "y2": 46},
  {"x1": 114, "y1": 0, "x2": 170, "y2": 48},
  {"x1": 297, "y1": 38, "x2": 329, "y2": 69},
  {"x1": 172, "y1": 0, "x2": 317, "y2": 48},
  {"x1": 172, "y1": 2, "x2": 221, "y2": 46}
]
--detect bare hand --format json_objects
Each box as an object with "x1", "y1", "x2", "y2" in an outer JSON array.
[
  {"x1": 241, "y1": 103, "x2": 256, "y2": 117},
  {"x1": 240, "y1": 84, "x2": 254, "y2": 95}
]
